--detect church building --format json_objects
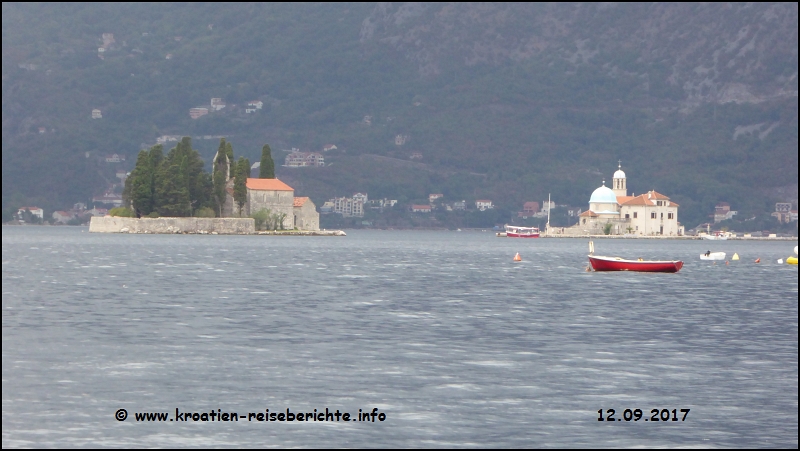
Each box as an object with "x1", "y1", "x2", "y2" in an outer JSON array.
[
  {"x1": 566, "y1": 163, "x2": 683, "y2": 236},
  {"x1": 214, "y1": 146, "x2": 319, "y2": 231}
]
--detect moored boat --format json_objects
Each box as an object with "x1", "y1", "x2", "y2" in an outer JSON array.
[
  {"x1": 505, "y1": 225, "x2": 540, "y2": 238},
  {"x1": 700, "y1": 251, "x2": 726, "y2": 261},
  {"x1": 587, "y1": 240, "x2": 683, "y2": 273},
  {"x1": 701, "y1": 230, "x2": 733, "y2": 240},
  {"x1": 588, "y1": 255, "x2": 684, "y2": 273}
]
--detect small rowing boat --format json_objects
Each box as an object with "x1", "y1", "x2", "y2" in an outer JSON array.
[
  {"x1": 588, "y1": 255, "x2": 684, "y2": 273},
  {"x1": 587, "y1": 241, "x2": 683, "y2": 273}
]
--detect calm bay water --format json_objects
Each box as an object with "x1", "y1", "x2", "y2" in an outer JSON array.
[{"x1": 2, "y1": 226, "x2": 797, "y2": 448}]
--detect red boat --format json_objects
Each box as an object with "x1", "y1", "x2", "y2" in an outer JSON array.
[
  {"x1": 505, "y1": 225, "x2": 540, "y2": 238},
  {"x1": 588, "y1": 255, "x2": 684, "y2": 273}
]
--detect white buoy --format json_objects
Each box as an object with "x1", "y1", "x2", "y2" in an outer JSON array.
[{"x1": 777, "y1": 258, "x2": 784, "y2": 264}]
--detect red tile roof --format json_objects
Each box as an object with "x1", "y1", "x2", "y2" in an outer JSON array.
[
  {"x1": 647, "y1": 190, "x2": 670, "y2": 200},
  {"x1": 246, "y1": 178, "x2": 293, "y2": 191},
  {"x1": 293, "y1": 197, "x2": 309, "y2": 207},
  {"x1": 579, "y1": 210, "x2": 598, "y2": 217},
  {"x1": 620, "y1": 195, "x2": 654, "y2": 206}
]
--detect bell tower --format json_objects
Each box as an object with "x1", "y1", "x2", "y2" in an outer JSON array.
[{"x1": 612, "y1": 161, "x2": 627, "y2": 197}]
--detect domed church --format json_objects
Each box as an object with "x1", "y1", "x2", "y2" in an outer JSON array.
[{"x1": 561, "y1": 163, "x2": 683, "y2": 236}]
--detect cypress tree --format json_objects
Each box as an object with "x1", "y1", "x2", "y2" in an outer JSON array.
[
  {"x1": 226, "y1": 142, "x2": 235, "y2": 179},
  {"x1": 124, "y1": 149, "x2": 153, "y2": 217},
  {"x1": 233, "y1": 157, "x2": 248, "y2": 217},
  {"x1": 155, "y1": 160, "x2": 190, "y2": 217},
  {"x1": 213, "y1": 167, "x2": 227, "y2": 217},
  {"x1": 259, "y1": 144, "x2": 275, "y2": 178}
]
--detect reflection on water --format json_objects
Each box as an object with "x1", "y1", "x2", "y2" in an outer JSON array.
[{"x1": 2, "y1": 227, "x2": 797, "y2": 447}]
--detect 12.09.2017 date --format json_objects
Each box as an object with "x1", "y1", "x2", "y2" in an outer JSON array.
[{"x1": 598, "y1": 408, "x2": 690, "y2": 422}]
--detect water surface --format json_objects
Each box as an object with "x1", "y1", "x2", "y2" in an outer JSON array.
[{"x1": 2, "y1": 227, "x2": 797, "y2": 447}]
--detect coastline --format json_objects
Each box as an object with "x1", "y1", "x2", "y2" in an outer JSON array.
[{"x1": 87, "y1": 216, "x2": 344, "y2": 235}]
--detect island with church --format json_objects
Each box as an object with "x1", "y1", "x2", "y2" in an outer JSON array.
[
  {"x1": 548, "y1": 163, "x2": 684, "y2": 237},
  {"x1": 89, "y1": 138, "x2": 340, "y2": 235}
]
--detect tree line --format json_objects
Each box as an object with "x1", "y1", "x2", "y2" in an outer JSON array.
[{"x1": 123, "y1": 137, "x2": 275, "y2": 218}]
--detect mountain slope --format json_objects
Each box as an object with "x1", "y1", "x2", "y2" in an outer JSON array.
[{"x1": 2, "y1": 2, "x2": 797, "y2": 226}]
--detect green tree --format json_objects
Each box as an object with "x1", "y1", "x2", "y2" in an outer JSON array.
[
  {"x1": 109, "y1": 207, "x2": 135, "y2": 217},
  {"x1": 226, "y1": 142, "x2": 235, "y2": 179},
  {"x1": 233, "y1": 157, "x2": 249, "y2": 216},
  {"x1": 213, "y1": 139, "x2": 230, "y2": 217},
  {"x1": 155, "y1": 161, "x2": 190, "y2": 217},
  {"x1": 194, "y1": 206, "x2": 216, "y2": 218},
  {"x1": 259, "y1": 144, "x2": 275, "y2": 178},
  {"x1": 124, "y1": 147, "x2": 162, "y2": 217},
  {"x1": 251, "y1": 208, "x2": 270, "y2": 230}
]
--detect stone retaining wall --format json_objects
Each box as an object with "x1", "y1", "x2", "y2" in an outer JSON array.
[{"x1": 89, "y1": 217, "x2": 255, "y2": 234}]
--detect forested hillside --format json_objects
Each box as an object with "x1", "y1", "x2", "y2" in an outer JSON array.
[{"x1": 2, "y1": 2, "x2": 797, "y2": 228}]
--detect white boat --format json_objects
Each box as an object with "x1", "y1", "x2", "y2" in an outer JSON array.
[
  {"x1": 504, "y1": 225, "x2": 540, "y2": 238},
  {"x1": 701, "y1": 231, "x2": 731, "y2": 240},
  {"x1": 700, "y1": 251, "x2": 726, "y2": 260}
]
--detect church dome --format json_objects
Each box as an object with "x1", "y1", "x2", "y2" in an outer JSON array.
[
  {"x1": 589, "y1": 183, "x2": 618, "y2": 204},
  {"x1": 613, "y1": 169, "x2": 626, "y2": 179}
]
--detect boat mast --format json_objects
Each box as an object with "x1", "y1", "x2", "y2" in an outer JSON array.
[{"x1": 546, "y1": 193, "x2": 551, "y2": 236}]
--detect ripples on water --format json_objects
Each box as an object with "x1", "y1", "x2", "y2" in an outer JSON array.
[{"x1": 2, "y1": 227, "x2": 797, "y2": 447}]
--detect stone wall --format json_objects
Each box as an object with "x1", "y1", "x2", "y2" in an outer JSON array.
[
  {"x1": 89, "y1": 217, "x2": 255, "y2": 234},
  {"x1": 247, "y1": 190, "x2": 294, "y2": 228},
  {"x1": 294, "y1": 199, "x2": 320, "y2": 231}
]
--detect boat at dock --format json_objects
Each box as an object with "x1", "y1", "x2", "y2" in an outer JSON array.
[
  {"x1": 701, "y1": 231, "x2": 732, "y2": 240},
  {"x1": 504, "y1": 225, "x2": 540, "y2": 238}
]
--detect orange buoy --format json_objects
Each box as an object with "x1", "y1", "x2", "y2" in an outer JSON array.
[
  {"x1": 725, "y1": 261, "x2": 729, "y2": 265},
  {"x1": 513, "y1": 252, "x2": 522, "y2": 262},
  {"x1": 754, "y1": 258, "x2": 760, "y2": 263}
]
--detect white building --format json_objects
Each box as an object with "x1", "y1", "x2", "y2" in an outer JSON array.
[
  {"x1": 92, "y1": 109, "x2": 102, "y2": 119},
  {"x1": 476, "y1": 200, "x2": 493, "y2": 211},
  {"x1": 570, "y1": 164, "x2": 682, "y2": 236},
  {"x1": 17, "y1": 207, "x2": 44, "y2": 220}
]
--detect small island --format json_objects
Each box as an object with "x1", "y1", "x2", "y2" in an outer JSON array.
[{"x1": 89, "y1": 138, "x2": 341, "y2": 236}]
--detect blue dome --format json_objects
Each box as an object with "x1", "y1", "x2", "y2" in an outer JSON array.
[{"x1": 590, "y1": 184, "x2": 617, "y2": 204}]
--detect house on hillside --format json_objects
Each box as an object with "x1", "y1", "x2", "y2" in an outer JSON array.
[
  {"x1": 713, "y1": 202, "x2": 737, "y2": 223},
  {"x1": 411, "y1": 205, "x2": 432, "y2": 213},
  {"x1": 772, "y1": 202, "x2": 793, "y2": 223},
  {"x1": 92, "y1": 109, "x2": 102, "y2": 119},
  {"x1": 476, "y1": 200, "x2": 493, "y2": 211},
  {"x1": 189, "y1": 107, "x2": 208, "y2": 119},
  {"x1": 210, "y1": 98, "x2": 226, "y2": 111},
  {"x1": 17, "y1": 207, "x2": 44, "y2": 220},
  {"x1": 410, "y1": 152, "x2": 422, "y2": 160},
  {"x1": 429, "y1": 194, "x2": 443, "y2": 204},
  {"x1": 332, "y1": 197, "x2": 364, "y2": 217},
  {"x1": 105, "y1": 154, "x2": 125, "y2": 163},
  {"x1": 285, "y1": 151, "x2": 324, "y2": 167},
  {"x1": 323, "y1": 144, "x2": 337, "y2": 152}
]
